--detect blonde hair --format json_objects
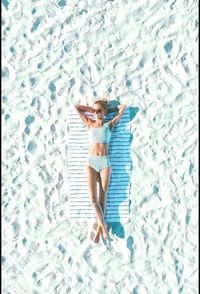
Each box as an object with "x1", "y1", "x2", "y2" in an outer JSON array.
[{"x1": 93, "y1": 98, "x2": 108, "y2": 110}]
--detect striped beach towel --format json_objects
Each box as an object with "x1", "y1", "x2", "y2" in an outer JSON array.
[{"x1": 67, "y1": 106, "x2": 131, "y2": 223}]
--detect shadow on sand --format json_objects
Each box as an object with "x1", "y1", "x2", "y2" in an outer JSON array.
[{"x1": 105, "y1": 100, "x2": 139, "y2": 256}]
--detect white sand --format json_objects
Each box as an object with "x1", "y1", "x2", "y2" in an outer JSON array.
[{"x1": 2, "y1": 0, "x2": 198, "y2": 293}]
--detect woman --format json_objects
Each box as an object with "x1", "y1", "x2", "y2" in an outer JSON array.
[{"x1": 74, "y1": 99, "x2": 126, "y2": 243}]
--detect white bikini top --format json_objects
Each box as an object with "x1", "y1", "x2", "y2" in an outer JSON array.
[{"x1": 88, "y1": 122, "x2": 111, "y2": 144}]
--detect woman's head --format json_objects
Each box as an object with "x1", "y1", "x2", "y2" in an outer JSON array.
[{"x1": 92, "y1": 98, "x2": 108, "y2": 119}]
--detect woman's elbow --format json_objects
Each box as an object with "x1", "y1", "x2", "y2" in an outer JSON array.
[{"x1": 74, "y1": 104, "x2": 80, "y2": 109}]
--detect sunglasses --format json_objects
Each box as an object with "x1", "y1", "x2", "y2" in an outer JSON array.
[{"x1": 92, "y1": 108, "x2": 102, "y2": 114}]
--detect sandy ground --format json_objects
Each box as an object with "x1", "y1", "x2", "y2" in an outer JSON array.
[{"x1": 2, "y1": 0, "x2": 198, "y2": 293}]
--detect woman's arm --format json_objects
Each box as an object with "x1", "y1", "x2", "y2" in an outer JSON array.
[
  {"x1": 75, "y1": 105, "x2": 93, "y2": 112},
  {"x1": 108, "y1": 105, "x2": 126, "y2": 129},
  {"x1": 74, "y1": 104, "x2": 93, "y2": 126}
]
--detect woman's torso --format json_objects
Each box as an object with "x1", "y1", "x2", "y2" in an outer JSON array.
[
  {"x1": 88, "y1": 121, "x2": 111, "y2": 156},
  {"x1": 89, "y1": 143, "x2": 109, "y2": 156}
]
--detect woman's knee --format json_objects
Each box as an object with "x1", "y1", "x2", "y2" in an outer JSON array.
[
  {"x1": 91, "y1": 199, "x2": 102, "y2": 210},
  {"x1": 98, "y1": 201, "x2": 105, "y2": 214},
  {"x1": 100, "y1": 183, "x2": 108, "y2": 194}
]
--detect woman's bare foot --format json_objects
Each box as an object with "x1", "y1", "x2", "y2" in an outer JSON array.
[
  {"x1": 90, "y1": 222, "x2": 108, "y2": 242},
  {"x1": 94, "y1": 224, "x2": 102, "y2": 243},
  {"x1": 102, "y1": 223, "x2": 108, "y2": 240},
  {"x1": 90, "y1": 222, "x2": 102, "y2": 243},
  {"x1": 90, "y1": 222, "x2": 98, "y2": 242},
  {"x1": 94, "y1": 223, "x2": 108, "y2": 242}
]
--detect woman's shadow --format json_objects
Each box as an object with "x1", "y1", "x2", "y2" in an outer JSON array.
[{"x1": 104, "y1": 100, "x2": 139, "y2": 252}]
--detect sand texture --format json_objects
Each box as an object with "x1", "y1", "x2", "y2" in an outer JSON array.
[{"x1": 2, "y1": 0, "x2": 198, "y2": 293}]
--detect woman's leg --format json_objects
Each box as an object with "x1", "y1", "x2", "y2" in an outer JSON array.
[
  {"x1": 98, "y1": 167, "x2": 110, "y2": 213},
  {"x1": 89, "y1": 173, "x2": 103, "y2": 243},
  {"x1": 85, "y1": 166, "x2": 108, "y2": 240},
  {"x1": 96, "y1": 167, "x2": 111, "y2": 237}
]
